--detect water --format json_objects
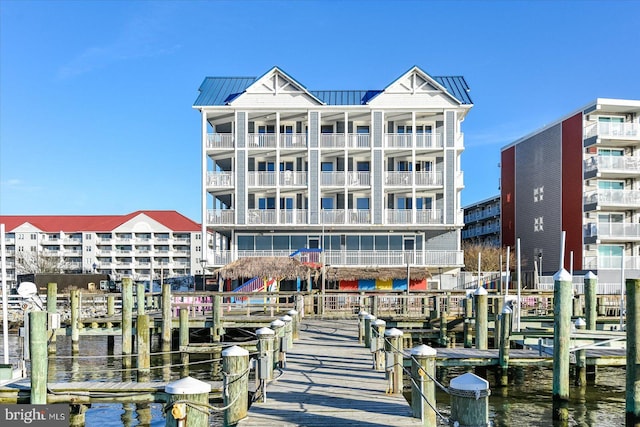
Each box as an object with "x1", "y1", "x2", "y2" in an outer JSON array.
[{"x1": 2, "y1": 335, "x2": 626, "y2": 426}]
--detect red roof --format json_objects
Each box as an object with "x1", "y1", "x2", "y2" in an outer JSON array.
[{"x1": 0, "y1": 211, "x2": 201, "y2": 233}]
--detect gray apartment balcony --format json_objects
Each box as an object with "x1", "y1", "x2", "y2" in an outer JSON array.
[
  {"x1": 279, "y1": 133, "x2": 308, "y2": 149},
  {"x1": 279, "y1": 171, "x2": 307, "y2": 186},
  {"x1": 386, "y1": 209, "x2": 442, "y2": 225},
  {"x1": 584, "y1": 221, "x2": 640, "y2": 243},
  {"x1": 248, "y1": 133, "x2": 277, "y2": 148},
  {"x1": 584, "y1": 122, "x2": 640, "y2": 142},
  {"x1": 248, "y1": 172, "x2": 277, "y2": 186},
  {"x1": 584, "y1": 189, "x2": 640, "y2": 210},
  {"x1": 208, "y1": 209, "x2": 235, "y2": 225},
  {"x1": 385, "y1": 171, "x2": 412, "y2": 186},
  {"x1": 384, "y1": 133, "x2": 444, "y2": 149},
  {"x1": 210, "y1": 249, "x2": 463, "y2": 268},
  {"x1": 321, "y1": 171, "x2": 346, "y2": 186},
  {"x1": 207, "y1": 172, "x2": 234, "y2": 188},
  {"x1": 207, "y1": 133, "x2": 234, "y2": 149},
  {"x1": 320, "y1": 209, "x2": 371, "y2": 225},
  {"x1": 279, "y1": 209, "x2": 308, "y2": 225},
  {"x1": 584, "y1": 155, "x2": 640, "y2": 179},
  {"x1": 248, "y1": 209, "x2": 277, "y2": 225},
  {"x1": 320, "y1": 133, "x2": 371, "y2": 149},
  {"x1": 415, "y1": 171, "x2": 443, "y2": 186}
]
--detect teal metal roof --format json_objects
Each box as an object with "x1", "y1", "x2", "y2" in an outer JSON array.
[{"x1": 193, "y1": 72, "x2": 472, "y2": 107}]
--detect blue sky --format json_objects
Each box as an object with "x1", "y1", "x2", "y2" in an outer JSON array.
[{"x1": 1, "y1": 0, "x2": 639, "y2": 222}]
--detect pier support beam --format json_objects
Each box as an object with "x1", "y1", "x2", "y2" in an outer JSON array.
[
  {"x1": 137, "y1": 282, "x2": 145, "y2": 315},
  {"x1": 552, "y1": 269, "x2": 572, "y2": 421},
  {"x1": 463, "y1": 296, "x2": 473, "y2": 348},
  {"x1": 223, "y1": 346, "x2": 249, "y2": 426},
  {"x1": 270, "y1": 319, "x2": 285, "y2": 369},
  {"x1": 364, "y1": 314, "x2": 376, "y2": 349},
  {"x1": 498, "y1": 305, "x2": 512, "y2": 387},
  {"x1": 410, "y1": 344, "x2": 437, "y2": 426},
  {"x1": 474, "y1": 287, "x2": 488, "y2": 350},
  {"x1": 47, "y1": 282, "x2": 57, "y2": 354},
  {"x1": 626, "y1": 278, "x2": 640, "y2": 426},
  {"x1": 585, "y1": 271, "x2": 597, "y2": 331},
  {"x1": 137, "y1": 314, "x2": 150, "y2": 381},
  {"x1": 29, "y1": 310, "x2": 47, "y2": 404},
  {"x1": 212, "y1": 294, "x2": 223, "y2": 342},
  {"x1": 122, "y1": 278, "x2": 133, "y2": 369},
  {"x1": 179, "y1": 308, "x2": 189, "y2": 377},
  {"x1": 70, "y1": 289, "x2": 80, "y2": 354},
  {"x1": 288, "y1": 309, "x2": 299, "y2": 340},
  {"x1": 256, "y1": 327, "x2": 275, "y2": 382},
  {"x1": 372, "y1": 319, "x2": 386, "y2": 371},
  {"x1": 358, "y1": 310, "x2": 368, "y2": 344},
  {"x1": 161, "y1": 283, "x2": 172, "y2": 352},
  {"x1": 574, "y1": 318, "x2": 587, "y2": 386},
  {"x1": 449, "y1": 373, "x2": 490, "y2": 427}
]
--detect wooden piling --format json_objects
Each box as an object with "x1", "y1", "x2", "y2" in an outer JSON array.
[
  {"x1": 410, "y1": 344, "x2": 437, "y2": 426},
  {"x1": 372, "y1": 319, "x2": 386, "y2": 371},
  {"x1": 270, "y1": 319, "x2": 285, "y2": 369},
  {"x1": 165, "y1": 376, "x2": 211, "y2": 427},
  {"x1": 449, "y1": 373, "x2": 490, "y2": 427},
  {"x1": 498, "y1": 305, "x2": 512, "y2": 387},
  {"x1": 122, "y1": 278, "x2": 134, "y2": 369},
  {"x1": 552, "y1": 269, "x2": 572, "y2": 421},
  {"x1": 384, "y1": 328, "x2": 404, "y2": 394},
  {"x1": 280, "y1": 315, "x2": 293, "y2": 351},
  {"x1": 70, "y1": 289, "x2": 80, "y2": 354},
  {"x1": 47, "y1": 282, "x2": 57, "y2": 355},
  {"x1": 29, "y1": 310, "x2": 47, "y2": 404},
  {"x1": 212, "y1": 294, "x2": 223, "y2": 342},
  {"x1": 584, "y1": 271, "x2": 597, "y2": 331},
  {"x1": 494, "y1": 297, "x2": 503, "y2": 350},
  {"x1": 364, "y1": 314, "x2": 376, "y2": 349},
  {"x1": 439, "y1": 310, "x2": 448, "y2": 347},
  {"x1": 358, "y1": 310, "x2": 368, "y2": 344},
  {"x1": 223, "y1": 346, "x2": 249, "y2": 426},
  {"x1": 137, "y1": 282, "x2": 145, "y2": 315},
  {"x1": 626, "y1": 278, "x2": 640, "y2": 426},
  {"x1": 137, "y1": 314, "x2": 150, "y2": 380},
  {"x1": 162, "y1": 283, "x2": 172, "y2": 352},
  {"x1": 288, "y1": 309, "x2": 299, "y2": 340},
  {"x1": 474, "y1": 287, "x2": 488, "y2": 350},
  {"x1": 179, "y1": 308, "x2": 189, "y2": 377},
  {"x1": 463, "y1": 296, "x2": 473, "y2": 348},
  {"x1": 574, "y1": 318, "x2": 586, "y2": 386}
]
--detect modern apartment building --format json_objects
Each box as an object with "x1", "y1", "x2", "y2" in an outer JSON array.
[
  {"x1": 462, "y1": 195, "x2": 501, "y2": 247},
  {"x1": 193, "y1": 66, "x2": 473, "y2": 289},
  {"x1": 0, "y1": 211, "x2": 203, "y2": 289},
  {"x1": 501, "y1": 98, "x2": 640, "y2": 282}
]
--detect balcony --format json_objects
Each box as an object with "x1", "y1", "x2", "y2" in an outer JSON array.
[
  {"x1": 207, "y1": 172, "x2": 234, "y2": 187},
  {"x1": 248, "y1": 171, "x2": 277, "y2": 187},
  {"x1": 279, "y1": 209, "x2": 308, "y2": 225},
  {"x1": 387, "y1": 209, "x2": 442, "y2": 225},
  {"x1": 279, "y1": 133, "x2": 307, "y2": 148},
  {"x1": 385, "y1": 171, "x2": 412, "y2": 186},
  {"x1": 584, "y1": 255, "x2": 640, "y2": 270},
  {"x1": 584, "y1": 189, "x2": 640, "y2": 209},
  {"x1": 320, "y1": 133, "x2": 371, "y2": 149},
  {"x1": 279, "y1": 171, "x2": 307, "y2": 186},
  {"x1": 585, "y1": 122, "x2": 640, "y2": 141},
  {"x1": 208, "y1": 209, "x2": 235, "y2": 225},
  {"x1": 207, "y1": 133, "x2": 234, "y2": 149},
  {"x1": 248, "y1": 209, "x2": 277, "y2": 225},
  {"x1": 415, "y1": 171, "x2": 442, "y2": 186},
  {"x1": 320, "y1": 209, "x2": 371, "y2": 225},
  {"x1": 584, "y1": 155, "x2": 640, "y2": 177},
  {"x1": 584, "y1": 222, "x2": 640, "y2": 241},
  {"x1": 385, "y1": 133, "x2": 443, "y2": 149},
  {"x1": 210, "y1": 249, "x2": 463, "y2": 268},
  {"x1": 248, "y1": 134, "x2": 277, "y2": 148},
  {"x1": 321, "y1": 171, "x2": 346, "y2": 186}
]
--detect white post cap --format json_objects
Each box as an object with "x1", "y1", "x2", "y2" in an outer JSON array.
[
  {"x1": 256, "y1": 327, "x2": 275, "y2": 336},
  {"x1": 165, "y1": 376, "x2": 212, "y2": 394},
  {"x1": 585, "y1": 271, "x2": 598, "y2": 280},
  {"x1": 450, "y1": 372, "x2": 489, "y2": 391},
  {"x1": 384, "y1": 327, "x2": 403, "y2": 337},
  {"x1": 287, "y1": 309, "x2": 298, "y2": 316},
  {"x1": 222, "y1": 345, "x2": 249, "y2": 357},
  {"x1": 575, "y1": 318, "x2": 586, "y2": 328},
  {"x1": 372, "y1": 319, "x2": 386, "y2": 327},
  {"x1": 270, "y1": 319, "x2": 285, "y2": 328},
  {"x1": 410, "y1": 344, "x2": 437, "y2": 357},
  {"x1": 474, "y1": 286, "x2": 488, "y2": 296},
  {"x1": 280, "y1": 315, "x2": 292, "y2": 323},
  {"x1": 553, "y1": 268, "x2": 571, "y2": 282},
  {"x1": 364, "y1": 314, "x2": 377, "y2": 320}
]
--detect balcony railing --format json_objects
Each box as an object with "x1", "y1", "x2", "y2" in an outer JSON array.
[
  {"x1": 209, "y1": 249, "x2": 463, "y2": 268},
  {"x1": 320, "y1": 134, "x2": 346, "y2": 148},
  {"x1": 386, "y1": 209, "x2": 443, "y2": 224},
  {"x1": 279, "y1": 171, "x2": 307, "y2": 186},
  {"x1": 584, "y1": 222, "x2": 640, "y2": 239},
  {"x1": 464, "y1": 206, "x2": 500, "y2": 223},
  {"x1": 584, "y1": 189, "x2": 640, "y2": 207},
  {"x1": 279, "y1": 209, "x2": 308, "y2": 225},
  {"x1": 320, "y1": 209, "x2": 371, "y2": 225},
  {"x1": 207, "y1": 172, "x2": 234, "y2": 187},
  {"x1": 279, "y1": 133, "x2": 307, "y2": 148},
  {"x1": 248, "y1": 209, "x2": 277, "y2": 224},
  {"x1": 385, "y1": 172, "x2": 412, "y2": 186},
  {"x1": 385, "y1": 133, "x2": 444, "y2": 149},
  {"x1": 584, "y1": 122, "x2": 640, "y2": 140},
  {"x1": 321, "y1": 171, "x2": 346, "y2": 186},
  {"x1": 248, "y1": 172, "x2": 277, "y2": 186},
  {"x1": 583, "y1": 255, "x2": 640, "y2": 270},
  {"x1": 248, "y1": 134, "x2": 277, "y2": 148},
  {"x1": 347, "y1": 134, "x2": 370, "y2": 148},
  {"x1": 415, "y1": 171, "x2": 442, "y2": 186},
  {"x1": 208, "y1": 209, "x2": 235, "y2": 225},
  {"x1": 207, "y1": 133, "x2": 234, "y2": 149},
  {"x1": 584, "y1": 155, "x2": 640, "y2": 175}
]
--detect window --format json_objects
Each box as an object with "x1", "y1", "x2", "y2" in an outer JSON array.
[
  {"x1": 357, "y1": 126, "x2": 369, "y2": 134},
  {"x1": 280, "y1": 125, "x2": 293, "y2": 134},
  {"x1": 534, "y1": 216, "x2": 544, "y2": 232},
  {"x1": 397, "y1": 197, "x2": 412, "y2": 209},
  {"x1": 280, "y1": 198, "x2": 294, "y2": 209},
  {"x1": 598, "y1": 180, "x2": 624, "y2": 190},
  {"x1": 416, "y1": 197, "x2": 432, "y2": 210},
  {"x1": 321, "y1": 162, "x2": 334, "y2": 172},
  {"x1": 534, "y1": 186, "x2": 544, "y2": 202},
  {"x1": 86, "y1": 247, "x2": 92, "y2": 252},
  {"x1": 321, "y1": 198, "x2": 334, "y2": 209},
  {"x1": 258, "y1": 197, "x2": 276, "y2": 209},
  {"x1": 321, "y1": 125, "x2": 333, "y2": 134},
  {"x1": 258, "y1": 161, "x2": 275, "y2": 172},
  {"x1": 356, "y1": 198, "x2": 370, "y2": 210},
  {"x1": 30, "y1": 234, "x2": 37, "y2": 240},
  {"x1": 258, "y1": 125, "x2": 275, "y2": 133},
  {"x1": 280, "y1": 162, "x2": 294, "y2": 171},
  {"x1": 598, "y1": 213, "x2": 623, "y2": 223},
  {"x1": 599, "y1": 148, "x2": 624, "y2": 156},
  {"x1": 356, "y1": 161, "x2": 370, "y2": 172}
]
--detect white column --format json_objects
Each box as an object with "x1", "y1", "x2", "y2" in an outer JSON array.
[
  {"x1": 411, "y1": 111, "x2": 417, "y2": 224},
  {"x1": 201, "y1": 110, "x2": 208, "y2": 264},
  {"x1": 276, "y1": 112, "x2": 281, "y2": 225}
]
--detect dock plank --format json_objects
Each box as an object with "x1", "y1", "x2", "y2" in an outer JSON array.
[{"x1": 238, "y1": 319, "x2": 422, "y2": 427}]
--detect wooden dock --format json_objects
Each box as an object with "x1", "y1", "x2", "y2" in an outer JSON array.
[{"x1": 238, "y1": 319, "x2": 423, "y2": 427}]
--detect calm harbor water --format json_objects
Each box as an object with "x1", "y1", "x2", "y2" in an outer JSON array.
[{"x1": 1, "y1": 335, "x2": 626, "y2": 426}]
